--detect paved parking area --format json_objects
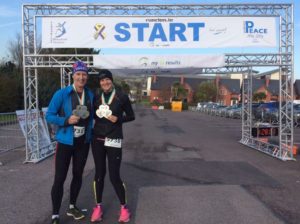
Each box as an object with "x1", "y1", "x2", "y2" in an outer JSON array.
[{"x1": 1, "y1": 105, "x2": 300, "y2": 224}]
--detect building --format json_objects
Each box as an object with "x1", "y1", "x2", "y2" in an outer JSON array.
[
  {"x1": 294, "y1": 80, "x2": 300, "y2": 100},
  {"x1": 149, "y1": 75, "x2": 240, "y2": 105},
  {"x1": 243, "y1": 78, "x2": 279, "y2": 102},
  {"x1": 148, "y1": 69, "x2": 300, "y2": 105},
  {"x1": 218, "y1": 78, "x2": 240, "y2": 105}
]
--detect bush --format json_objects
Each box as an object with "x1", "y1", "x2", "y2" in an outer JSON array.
[
  {"x1": 0, "y1": 76, "x2": 19, "y2": 112},
  {"x1": 137, "y1": 101, "x2": 150, "y2": 108},
  {"x1": 152, "y1": 99, "x2": 160, "y2": 106}
]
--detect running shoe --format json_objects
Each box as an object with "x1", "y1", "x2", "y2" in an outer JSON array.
[
  {"x1": 118, "y1": 205, "x2": 130, "y2": 223},
  {"x1": 66, "y1": 206, "x2": 85, "y2": 220},
  {"x1": 51, "y1": 217, "x2": 59, "y2": 224},
  {"x1": 91, "y1": 204, "x2": 103, "y2": 222}
]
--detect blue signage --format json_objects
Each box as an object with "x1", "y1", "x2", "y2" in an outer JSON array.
[
  {"x1": 114, "y1": 22, "x2": 205, "y2": 42},
  {"x1": 244, "y1": 21, "x2": 267, "y2": 34}
]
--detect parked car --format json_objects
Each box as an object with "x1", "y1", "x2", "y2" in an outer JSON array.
[
  {"x1": 253, "y1": 102, "x2": 279, "y2": 123},
  {"x1": 227, "y1": 104, "x2": 242, "y2": 119},
  {"x1": 243, "y1": 102, "x2": 261, "y2": 120},
  {"x1": 214, "y1": 105, "x2": 227, "y2": 116},
  {"x1": 293, "y1": 104, "x2": 300, "y2": 126}
]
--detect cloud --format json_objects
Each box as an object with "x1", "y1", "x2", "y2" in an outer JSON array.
[{"x1": 0, "y1": 5, "x2": 19, "y2": 17}]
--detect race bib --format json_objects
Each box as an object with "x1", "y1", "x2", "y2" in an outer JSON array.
[
  {"x1": 74, "y1": 126, "x2": 85, "y2": 138},
  {"x1": 104, "y1": 138, "x2": 122, "y2": 148}
]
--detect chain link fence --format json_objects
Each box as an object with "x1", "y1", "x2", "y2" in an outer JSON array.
[{"x1": 0, "y1": 112, "x2": 25, "y2": 153}]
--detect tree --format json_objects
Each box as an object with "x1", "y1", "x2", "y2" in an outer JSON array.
[
  {"x1": 133, "y1": 81, "x2": 143, "y2": 102},
  {"x1": 0, "y1": 76, "x2": 19, "y2": 112},
  {"x1": 194, "y1": 81, "x2": 218, "y2": 102},
  {"x1": 0, "y1": 61, "x2": 16, "y2": 74},
  {"x1": 159, "y1": 85, "x2": 171, "y2": 102},
  {"x1": 7, "y1": 33, "x2": 23, "y2": 71},
  {"x1": 171, "y1": 82, "x2": 187, "y2": 100},
  {"x1": 112, "y1": 77, "x2": 131, "y2": 94},
  {"x1": 38, "y1": 68, "x2": 61, "y2": 108},
  {"x1": 120, "y1": 80, "x2": 130, "y2": 94},
  {"x1": 39, "y1": 47, "x2": 99, "y2": 55},
  {"x1": 253, "y1": 92, "x2": 266, "y2": 102}
]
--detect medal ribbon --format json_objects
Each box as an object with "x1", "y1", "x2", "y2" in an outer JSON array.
[
  {"x1": 73, "y1": 84, "x2": 85, "y2": 105},
  {"x1": 101, "y1": 88, "x2": 115, "y2": 105}
]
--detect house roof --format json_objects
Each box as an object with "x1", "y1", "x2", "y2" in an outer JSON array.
[
  {"x1": 242, "y1": 79, "x2": 280, "y2": 94},
  {"x1": 151, "y1": 76, "x2": 242, "y2": 94},
  {"x1": 184, "y1": 77, "x2": 212, "y2": 90},
  {"x1": 267, "y1": 80, "x2": 279, "y2": 95},
  {"x1": 219, "y1": 79, "x2": 240, "y2": 94},
  {"x1": 255, "y1": 69, "x2": 279, "y2": 78},
  {"x1": 248, "y1": 79, "x2": 266, "y2": 92},
  {"x1": 151, "y1": 76, "x2": 216, "y2": 91},
  {"x1": 151, "y1": 76, "x2": 180, "y2": 90}
]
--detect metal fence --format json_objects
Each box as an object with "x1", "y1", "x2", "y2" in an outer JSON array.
[{"x1": 0, "y1": 112, "x2": 25, "y2": 153}]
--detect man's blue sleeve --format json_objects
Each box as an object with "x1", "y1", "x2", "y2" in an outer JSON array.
[{"x1": 46, "y1": 90, "x2": 67, "y2": 126}]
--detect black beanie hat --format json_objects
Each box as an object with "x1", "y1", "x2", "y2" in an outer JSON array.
[{"x1": 98, "y1": 69, "x2": 113, "y2": 82}]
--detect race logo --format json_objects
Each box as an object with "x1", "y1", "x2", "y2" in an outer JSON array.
[
  {"x1": 139, "y1": 57, "x2": 149, "y2": 67},
  {"x1": 244, "y1": 21, "x2": 268, "y2": 34},
  {"x1": 55, "y1": 22, "x2": 66, "y2": 38},
  {"x1": 50, "y1": 21, "x2": 67, "y2": 44},
  {"x1": 94, "y1": 23, "x2": 106, "y2": 40}
]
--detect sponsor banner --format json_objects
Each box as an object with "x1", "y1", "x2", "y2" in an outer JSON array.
[
  {"x1": 93, "y1": 54, "x2": 225, "y2": 74},
  {"x1": 93, "y1": 54, "x2": 224, "y2": 75},
  {"x1": 108, "y1": 68, "x2": 204, "y2": 75},
  {"x1": 42, "y1": 16, "x2": 277, "y2": 48},
  {"x1": 42, "y1": 107, "x2": 57, "y2": 141},
  {"x1": 16, "y1": 109, "x2": 52, "y2": 161}
]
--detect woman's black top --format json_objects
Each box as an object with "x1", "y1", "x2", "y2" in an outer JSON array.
[{"x1": 93, "y1": 89, "x2": 135, "y2": 139}]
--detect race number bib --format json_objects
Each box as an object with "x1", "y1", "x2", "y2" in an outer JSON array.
[
  {"x1": 74, "y1": 126, "x2": 85, "y2": 138},
  {"x1": 104, "y1": 138, "x2": 122, "y2": 148}
]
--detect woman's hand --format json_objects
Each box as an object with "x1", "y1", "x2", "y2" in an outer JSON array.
[{"x1": 107, "y1": 115, "x2": 118, "y2": 123}]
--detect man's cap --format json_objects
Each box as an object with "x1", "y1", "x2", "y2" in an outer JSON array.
[{"x1": 72, "y1": 61, "x2": 88, "y2": 74}]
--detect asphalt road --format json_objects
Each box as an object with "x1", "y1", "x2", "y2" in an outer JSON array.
[{"x1": 1, "y1": 105, "x2": 300, "y2": 224}]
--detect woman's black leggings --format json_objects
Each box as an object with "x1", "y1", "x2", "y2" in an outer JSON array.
[
  {"x1": 92, "y1": 137, "x2": 126, "y2": 205},
  {"x1": 51, "y1": 137, "x2": 89, "y2": 215}
]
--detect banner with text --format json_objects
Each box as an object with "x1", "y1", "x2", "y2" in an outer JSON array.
[
  {"x1": 93, "y1": 54, "x2": 225, "y2": 69},
  {"x1": 16, "y1": 109, "x2": 54, "y2": 162},
  {"x1": 93, "y1": 54, "x2": 224, "y2": 75},
  {"x1": 42, "y1": 16, "x2": 277, "y2": 48}
]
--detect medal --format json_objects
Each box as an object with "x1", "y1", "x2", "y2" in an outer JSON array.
[
  {"x1": 72, "y1": 84, "x2": 89, "y2": 119},
  {"x1": 96, "y1": 88, "x2": 115, "y2": 119},
  {"x1": 72, "y1": 105, "x2": 89, "y2": 119},
  {"x1": 96, "y1": 104, "x2": 112, "y2": 118}
]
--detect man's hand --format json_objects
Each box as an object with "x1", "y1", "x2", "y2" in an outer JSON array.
[{"x1": 68, "y1": 115, "x2": 80, "y2": 125}]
